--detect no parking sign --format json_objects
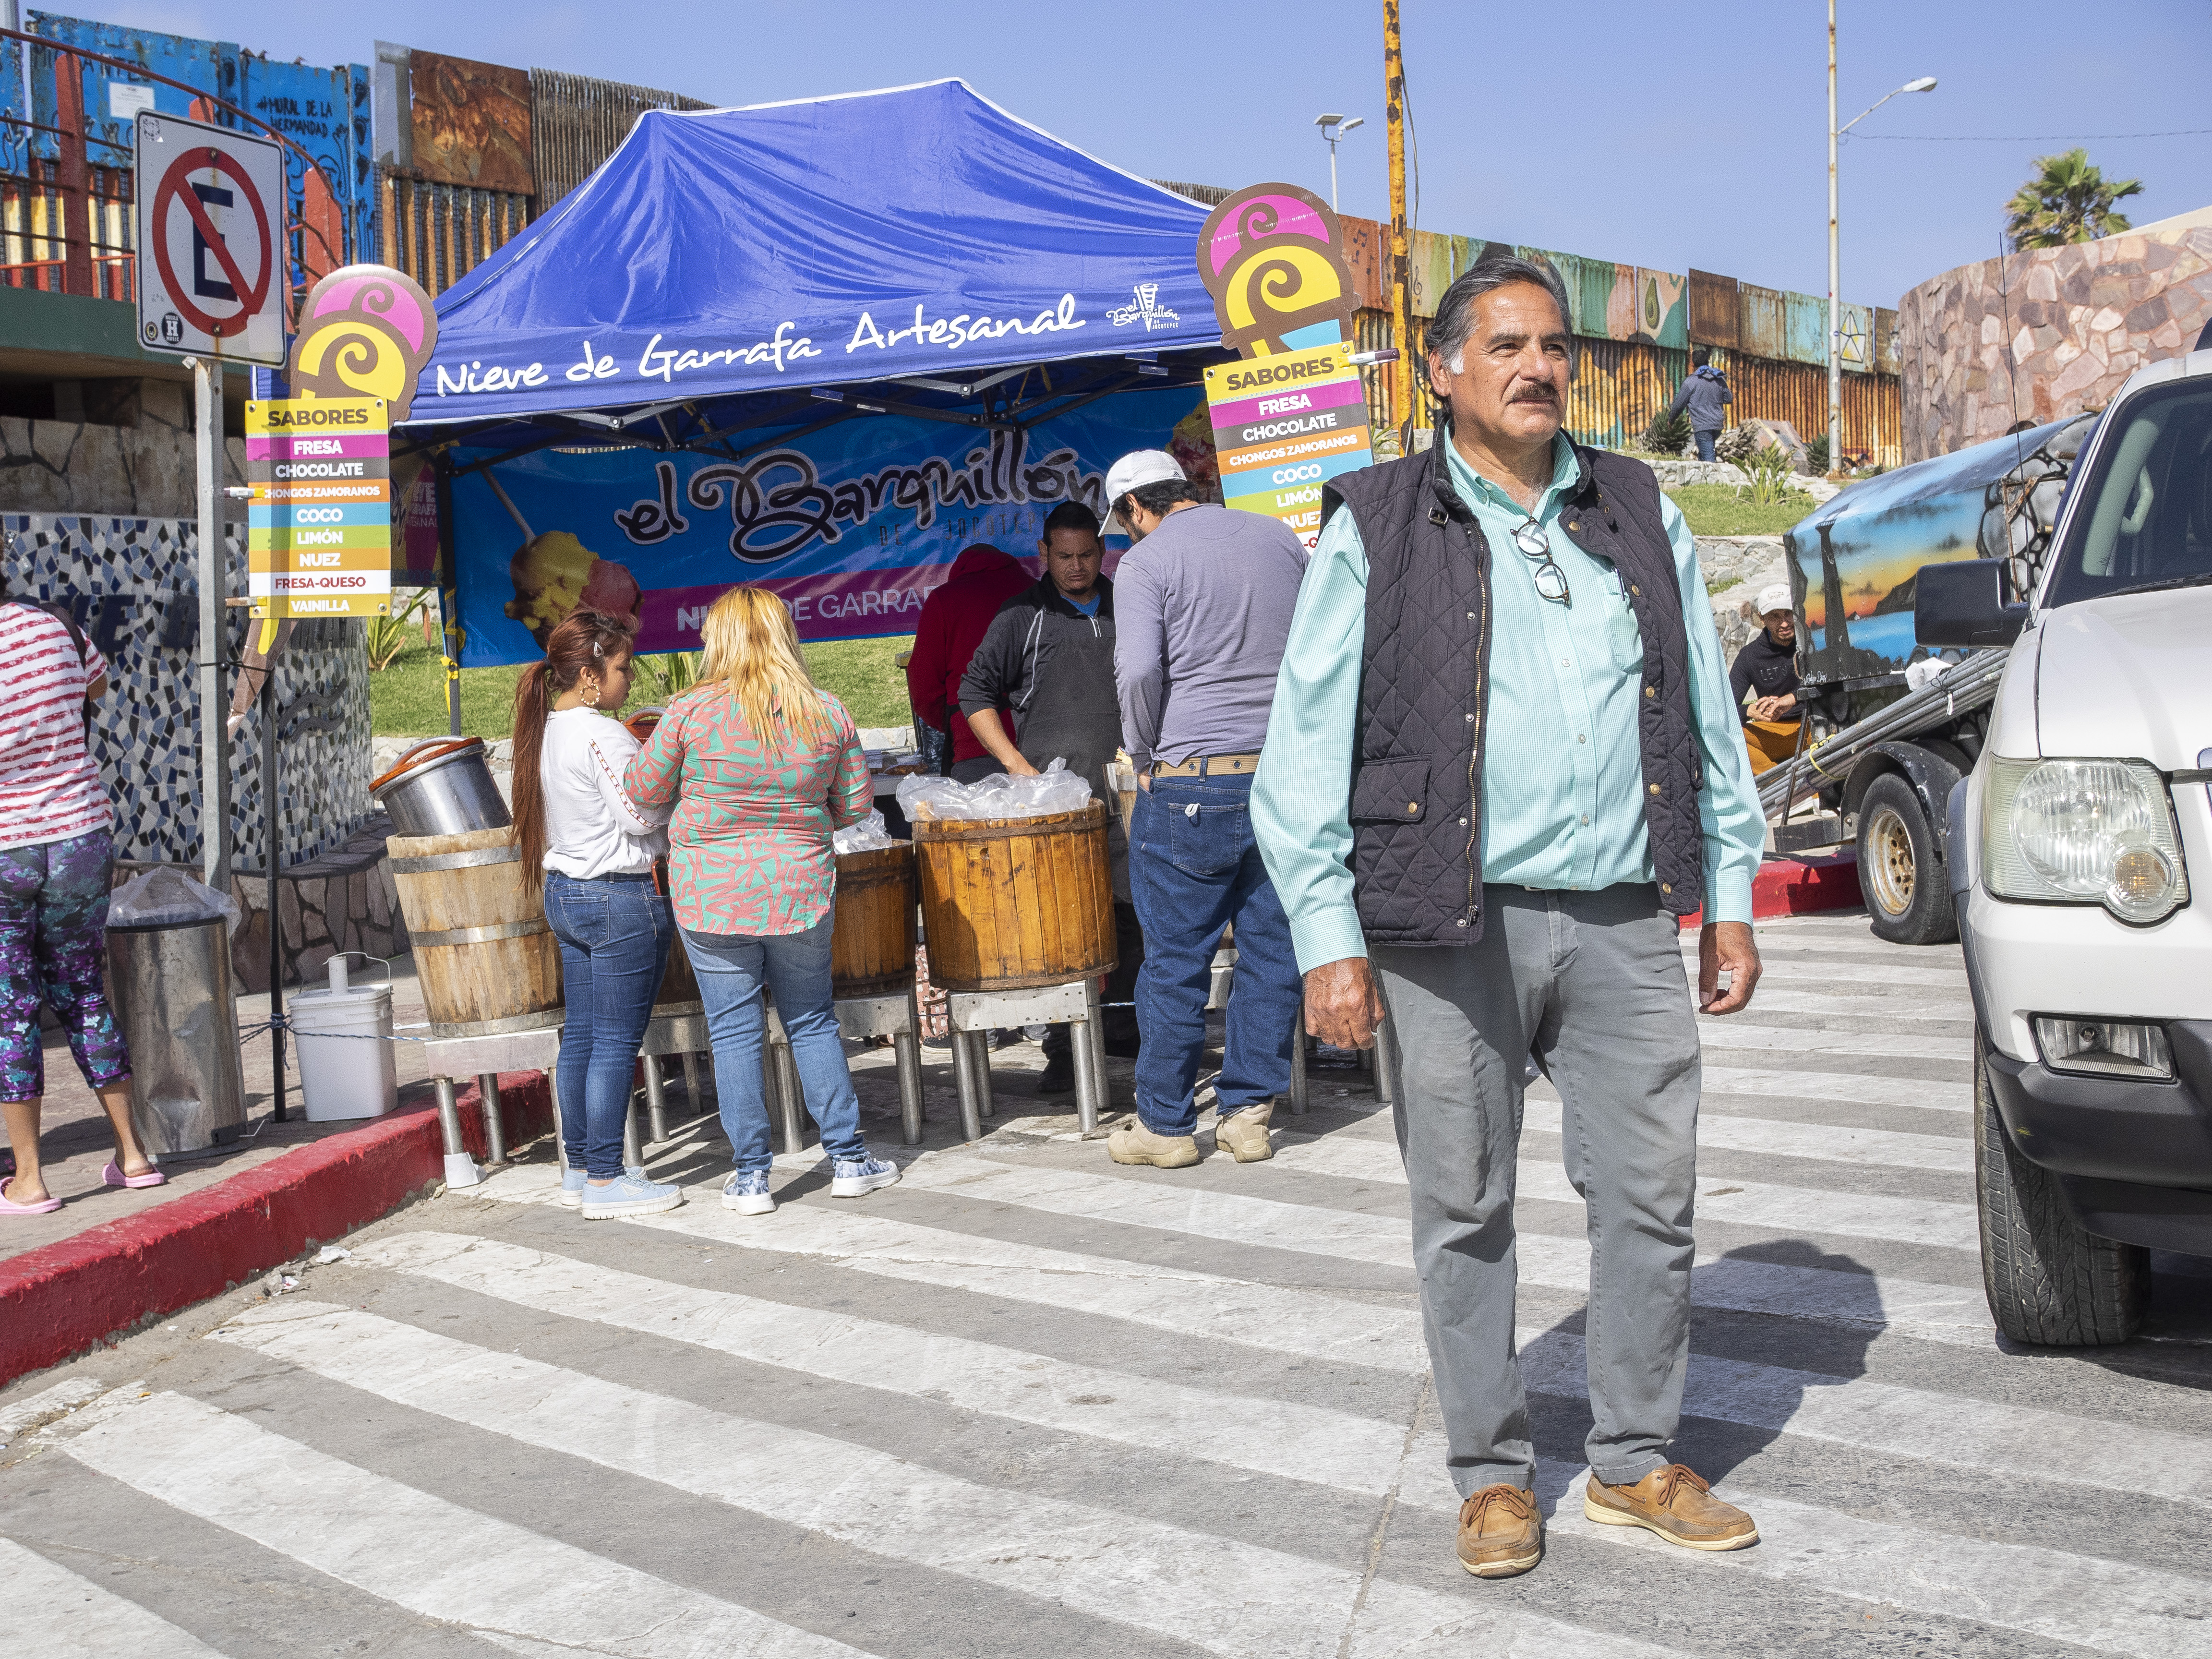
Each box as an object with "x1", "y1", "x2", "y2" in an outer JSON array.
[{"x1": 134, "y1": 110, "x2": 287, "y2": 366}]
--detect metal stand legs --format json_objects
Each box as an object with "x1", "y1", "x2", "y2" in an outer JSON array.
[
  {"x1": 643, "y1": 1055, "x2": 669, "y2": 1144},
  {"x1": 1070, "y1": 980, "x2": 1106, "y2": 1138},
  {"x1": 1287, "y1": 1017, "x2": 1309, "y2": 1116},
  {"x1": 434, "y1": 1075, "x2": 481, "y2": 1189},
  {"x1": 893, "y1": 991, "x2": 926, "y2": 1146},
  {"x1": 476, "y1": 1073, "x2": 507, "y2": 1167}
]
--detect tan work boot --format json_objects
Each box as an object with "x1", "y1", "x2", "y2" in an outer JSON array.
[
  {"x1": 1455, "y1": 1484, "x2": 1543, "y2": 1578},
  {"x1": 1214, "y1": 1099, "x2": 1275, "y2": 1163},
  {"x1": 1584, "y1": 1464, "x2": 1757, "y2": 1551},
  {"x1": 1106, "y1": 1118, "x2": 1202, "y2": 1168}
]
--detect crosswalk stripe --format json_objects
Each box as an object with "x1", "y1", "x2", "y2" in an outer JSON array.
[
  {"x1": 896, "y1": 1153, "x2": 1994, "y2": 1344},
  {"x1": 1270, "y1": 1135, "x2": 1981, "y2": 1251},
  {"x1": 1532, "y1": 1460, "x2": 2212, "y2": 1659},
  {"x1": 0, "y1": 1377, "x2": 104, "y2": 1442},
  {"x1": 471, "y1": 1163, "x2": 1428, "y2": 1370},
  {"x1": 354, "y1": 1230, "x2": 1412, "y2": 1494},
  {"x1": 1742, "y1": 960, "x2": 1966, "y2": 987},
  {"x1": 1704, "y1": 985, "x2": 1973, "y2": 1020},
  {"x1": 1691, "y1": 1022, "x2": 1973, "y2": 1059},
  {"x1": 61, "y1": 1389, "x2": 869, "y2": 1658},
  {"x1": 1506, "y1": 1329, "x2": 2212, "y2": 1512},
  {"x1": 0, "y1": 1537, "x2": 226, "y2": 1658},
  {"x1": 1681, "y1": 1113, "x2": 1972, "y2": 1173},
  {"x1": 214, "y1": 1301, "x2": 1684, "y2": 1659},
  {"x1": 1700, "y1": 1065, "x2": 1969, "y2": 1110}
]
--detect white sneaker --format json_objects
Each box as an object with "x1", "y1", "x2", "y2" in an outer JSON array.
[
  {"x1": 830, "y1": 1155, "x2": 900, "y2": 1198},
  {"x1": 579, "y1": 1171, "x2": 684, "y2": 1219},
  {"x1": 721, "y1": 1170, "x2": 775, "y2": 1215}
]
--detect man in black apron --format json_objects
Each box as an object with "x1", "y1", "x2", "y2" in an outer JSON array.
[{"x1": 959, "y1": 502, "x2": 1142, "y2": 1089}]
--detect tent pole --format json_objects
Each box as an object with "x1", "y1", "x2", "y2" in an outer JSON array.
[{"x1": 434, "y1": 453, "x2": 461, "y2": 738}]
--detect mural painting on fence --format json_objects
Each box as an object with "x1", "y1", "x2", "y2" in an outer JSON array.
[
  {"x1": 449, "y1": 386, "x2": 1202, "y2": 667},
  {"x1": 1194, "y1": 183, "x2": 1375, "y2": 548}
]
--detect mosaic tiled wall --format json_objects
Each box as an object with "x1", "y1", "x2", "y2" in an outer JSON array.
[
  {"x1": 0, "y1": 515, "x2": 375, "y2": 871},
  {"x1": 1898, "y1": 224, "x2": 2212, "y2": 461}
]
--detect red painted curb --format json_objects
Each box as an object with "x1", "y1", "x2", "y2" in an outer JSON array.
[
  {"x1": 0, "y1": 1070, "x2": 551, "y2": 1388},
  {"x1": 1680, "y1": 849, "x2": 1863, "y2": 930}
]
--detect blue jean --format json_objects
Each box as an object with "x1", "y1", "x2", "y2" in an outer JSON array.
[
  {"x1": 1129, "y1": 772, "x2": 1302, "y2": 1135},
  {"x1": 685, "y1": 914, "x2": 866, "y2": 1173},
  {"x1": 1694, "y1": 428, "x2": 1718, "y2": 462},
  {"x1": 543, "y1": 871, "x2": 673, "y2": 1178}
]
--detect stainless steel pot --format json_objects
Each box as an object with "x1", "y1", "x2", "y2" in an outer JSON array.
[
  {"x1": 107, "y1": 916, "x2": 246, "y2": 1155},
  {"x1": 371, "y1": 738, "x2": 512, "y2": 837}
]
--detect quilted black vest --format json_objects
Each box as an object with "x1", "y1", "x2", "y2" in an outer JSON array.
[{"x1": 1322, "y1": 423, "x2": 1707, "y2": 947}]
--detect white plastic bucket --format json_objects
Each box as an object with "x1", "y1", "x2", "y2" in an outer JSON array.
[{"x1": 291, "y1": 958, "x2": 398, "y2": 1122}]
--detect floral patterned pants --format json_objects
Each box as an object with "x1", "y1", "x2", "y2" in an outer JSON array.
[{"x1": 0, "y1": 830, "x2": 130, "y2": 1101}]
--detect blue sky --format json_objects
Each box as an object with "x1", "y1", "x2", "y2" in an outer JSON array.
[{"x1": 70, "y1": 0, "x2": 2212, "y2": 308}]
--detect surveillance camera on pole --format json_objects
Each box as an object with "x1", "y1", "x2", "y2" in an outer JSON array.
[{"x1": 1314, "y1": 113, "x2": 1364, "y2": 212}]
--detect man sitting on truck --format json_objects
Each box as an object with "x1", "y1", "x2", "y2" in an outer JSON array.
[{"x1": 1731, "y1": 584, "x2": 1804, "y2": 774}]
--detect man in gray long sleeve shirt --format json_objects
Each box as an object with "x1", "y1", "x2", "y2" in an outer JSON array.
[{"x1": 1104, "y1": 449, "x2": 1309, "y2": 1169}]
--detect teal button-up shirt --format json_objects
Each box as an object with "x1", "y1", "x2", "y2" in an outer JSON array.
[{"x1": 1252, "y1": 433, "x2": 1764, "y2": 972}]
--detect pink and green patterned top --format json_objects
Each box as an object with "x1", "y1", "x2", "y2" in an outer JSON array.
[{"x1": 624, "y1": 685, "x2": 870, "y2": 936}]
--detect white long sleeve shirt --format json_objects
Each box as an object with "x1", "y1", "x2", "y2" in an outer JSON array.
[{"x1": 539, "y1": 708, "x2": 670, "y2": 880}]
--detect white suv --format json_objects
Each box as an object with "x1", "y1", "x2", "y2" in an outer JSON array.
[{"x1": 1916, "y1": 352, "x2": 2212, "y2": 1346}]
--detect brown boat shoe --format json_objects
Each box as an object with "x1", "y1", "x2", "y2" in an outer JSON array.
[
  {"x1": 1455, "y1": 1483, "x2": 1543, "y2": 1578},
  {"x1": 1583, "y1": 1464, "x2": 1758, "y2": 1551}
]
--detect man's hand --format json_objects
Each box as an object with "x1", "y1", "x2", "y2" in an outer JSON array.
[
  {"x1": 1004, "y1": 755, "x2": 1040, "y2": 777},
  {"x1": 1305, "y1": 956, "x2": 1387, "y2": 1049},
  {"x1": 964, "y1": 709, "x2": 1037, "y2": 776},
  {"x1": 1698, "y1": 920, "x2": 1760, "y2": 1015}
]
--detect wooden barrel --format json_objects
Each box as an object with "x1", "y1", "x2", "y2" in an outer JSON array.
[
  {"x1": 386, "y1": 829, "x2": 563, "y2": 1038},
  {"x1": 832, "y1": 842, "x2": 917, "y2": 998},
  {"x1": 912, "y1": 804, "x2": 1114, "y2": 992}
]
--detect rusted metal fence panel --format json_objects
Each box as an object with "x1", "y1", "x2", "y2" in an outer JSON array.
[
  {"x1": 1738, "y1": 282, "x2": 1786, "y2": 361},
  {"x1": 1783, "y1": 290, "x2": 1829, "y2": 367},
  {"x1": 1567, "y1": 337, "x2": 1690, "y2": 449},
  {"x1": 380, "y1": 174, "x2": 528, "y2": 297},
  {"x1": 531, "y1": 70, "x2": 709, "y2": 212},
  {"x1": 1839, "y1": 301, "x2": 1873, "y2": 372},
  {"x1": 1874, "y1": 305, "x2": 1900, "y2": 374},
  {"x1": 408, "y1": 49, "x2": 534, "y2": 196},
  {"x1": 1688, "y1": 268, "x2": 1738, "y2": 349},
  {"x1": 1711, "y1": 349, "x2": 1902, "y2": 468}
]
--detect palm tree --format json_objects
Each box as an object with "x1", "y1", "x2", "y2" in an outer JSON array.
[{"x1": 2005, "y1": 148, "x2": 2144, "y2": 250}]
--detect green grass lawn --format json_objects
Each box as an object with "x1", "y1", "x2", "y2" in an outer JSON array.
[
  {"x1": 371, "y1": 632, "x2": 919, "y2": 738},
  {"x1": 1665, "y1": 484, "x2": 1818, "y2": 537}
]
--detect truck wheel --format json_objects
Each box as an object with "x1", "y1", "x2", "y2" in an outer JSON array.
[
  {"x1": 1856, "y1": 773, "x2": 1957, "y2": 944},
  {"x1": 1976, "y1": 1039, "x2": 2148, "y2": 1346}
]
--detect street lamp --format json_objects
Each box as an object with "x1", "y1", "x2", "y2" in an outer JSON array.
[
  {"x1": 1315, "y1": 113, "x2": 1364, "y2": 212},
  {"x1": 1829, "y1": 2, "x2": 1935, "y2": 472}
]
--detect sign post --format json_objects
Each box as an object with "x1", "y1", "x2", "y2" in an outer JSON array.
[{"x1": 135, "y1": 109, "x2": 286, "y2": 891}]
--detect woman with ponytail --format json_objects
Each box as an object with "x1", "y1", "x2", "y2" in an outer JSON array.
[
  {"x1": 625, "y1": 586, "x2": 897, "y2": 1215},
  {"x1": 512, "y1": 608, "x2": 684, "y2": 1220}
]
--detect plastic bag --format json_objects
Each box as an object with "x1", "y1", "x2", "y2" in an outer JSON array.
[
  {"x1": 1903, "y1": 657, "x2": 1950, "y2": 694},
  {"x1": 109, "y1": 867, "x2": 244, "y2": 934},
  {"x1": 832, "y1": 809, "x2": 900, "y2": 854},
  {"x1": 896, "y1": 757, "x2": 1095, "y2": 821}
]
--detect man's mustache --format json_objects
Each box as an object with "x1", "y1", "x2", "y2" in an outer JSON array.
[{"x1": 1510, "y1": 387, "x2": 1559, "y2": 404}]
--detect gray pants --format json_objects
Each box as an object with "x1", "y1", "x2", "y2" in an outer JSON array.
[{"x1": 1374, "y1": 884, "x2": 1700, "y2": 1496}]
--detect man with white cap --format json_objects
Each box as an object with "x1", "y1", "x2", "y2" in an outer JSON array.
[
  {"x1": 1729, "y1": 583, "x2": 1804, "y2": 775},
  {"x1": 1102, "y1": 448, "x2": 1310, "y2": 1168}
]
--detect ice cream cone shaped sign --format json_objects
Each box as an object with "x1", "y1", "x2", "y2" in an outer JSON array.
[
  {"x1": 285, "y1": 265, "x2": 439, "y2": 421},
  {"x1": 1196, "y1": 184, "x2": 1361, "y2": 359}
]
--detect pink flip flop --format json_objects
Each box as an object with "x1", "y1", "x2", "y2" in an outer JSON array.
[
  {"x1": 103, "y1": 1160, "x2": 166, "y2": 1190},
  {"x1": 0, "y1": 1176, "x2": 61, "y2": 1215}
]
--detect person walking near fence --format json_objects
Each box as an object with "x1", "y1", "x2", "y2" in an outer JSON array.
[
  {"x1": 1665, "y1": 347, "x2": 1733, "y2": 461},
  {"x1": 512, "y1": 609, "x2": 684, "y2": 1220},
  {"x1": 1254, "y1": 257, "x2": 1768, "y2": 1578},
  {"x1": 627, "y1": 586, "x2": 900, "y2": 1215},
  {"x1": 1104, "y1": 449, "x2": 1307, "y2": 1168},
  {"x1": 0, "y1": 595, "x2": 151, "y2": 1215}
]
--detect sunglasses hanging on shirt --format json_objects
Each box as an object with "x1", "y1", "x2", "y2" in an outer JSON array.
[{"x1": 1511, "y1": 516, "x2": 1571, "y2": 606}]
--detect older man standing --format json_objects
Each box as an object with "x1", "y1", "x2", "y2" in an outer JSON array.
[
  {"x1": 1253, "y1": 258, "x2": 1768, "y2": 1578},
  {"x1": 1106, "y1": 450, "x2": 1307, "y2": 1168}
]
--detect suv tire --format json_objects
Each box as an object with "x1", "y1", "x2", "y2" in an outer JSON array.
[
  {"x1": 1856, "y1": 773, "x2": 1957, "y2": 945},
  {"x1": 1975, "y1": 1038, "x2": 2149, "y2": 1345}
]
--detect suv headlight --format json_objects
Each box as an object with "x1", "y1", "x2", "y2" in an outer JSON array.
[{"x1": 1983, "y1": 757, "x2": 2190, "y2": 924}]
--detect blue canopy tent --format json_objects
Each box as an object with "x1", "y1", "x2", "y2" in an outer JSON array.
[{"x1": 395, "y1": 80, "x2": 1228, "y2": 668}]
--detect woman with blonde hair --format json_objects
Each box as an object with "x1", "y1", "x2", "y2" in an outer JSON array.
[
  {"x1": 512, "y1": 608, "x2": 683, "y2": 1220},
  {"x1": 626, "y1": 586, "x2": 898, "y2": 1214}
]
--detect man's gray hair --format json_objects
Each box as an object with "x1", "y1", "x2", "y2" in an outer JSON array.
[{"x1": 1426, "y1": 255, "x2": 1578, "y2": 378}]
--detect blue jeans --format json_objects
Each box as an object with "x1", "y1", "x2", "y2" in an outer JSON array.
[
  {"x1": 685, "y1": 914, "x2": 866, "y2": 1173},
  {"x1": 1129, "y1": 773, "x2": 1302, "y2": 1135},
  {"x1": 1694, "y1": 428, "x2": 1718, "y2": 462},
  {"x1": 543, "y1": 871, "x2": 674, "y2": 1178}
]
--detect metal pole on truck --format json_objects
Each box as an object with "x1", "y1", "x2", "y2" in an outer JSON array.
[
  {"x1": 259, "y1": 635, "x2": 285, "y2": 1122},
  {"x1": 190, "y1": 357, "x2": 232, "y2": 892},
  {"x1": 1384, "y1": 0, "x2": 1412, "y2": 447}
]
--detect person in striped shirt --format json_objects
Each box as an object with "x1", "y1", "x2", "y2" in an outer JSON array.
[{"x1": 0, "y1": 598, "x2": 151, "y2": 1215}]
